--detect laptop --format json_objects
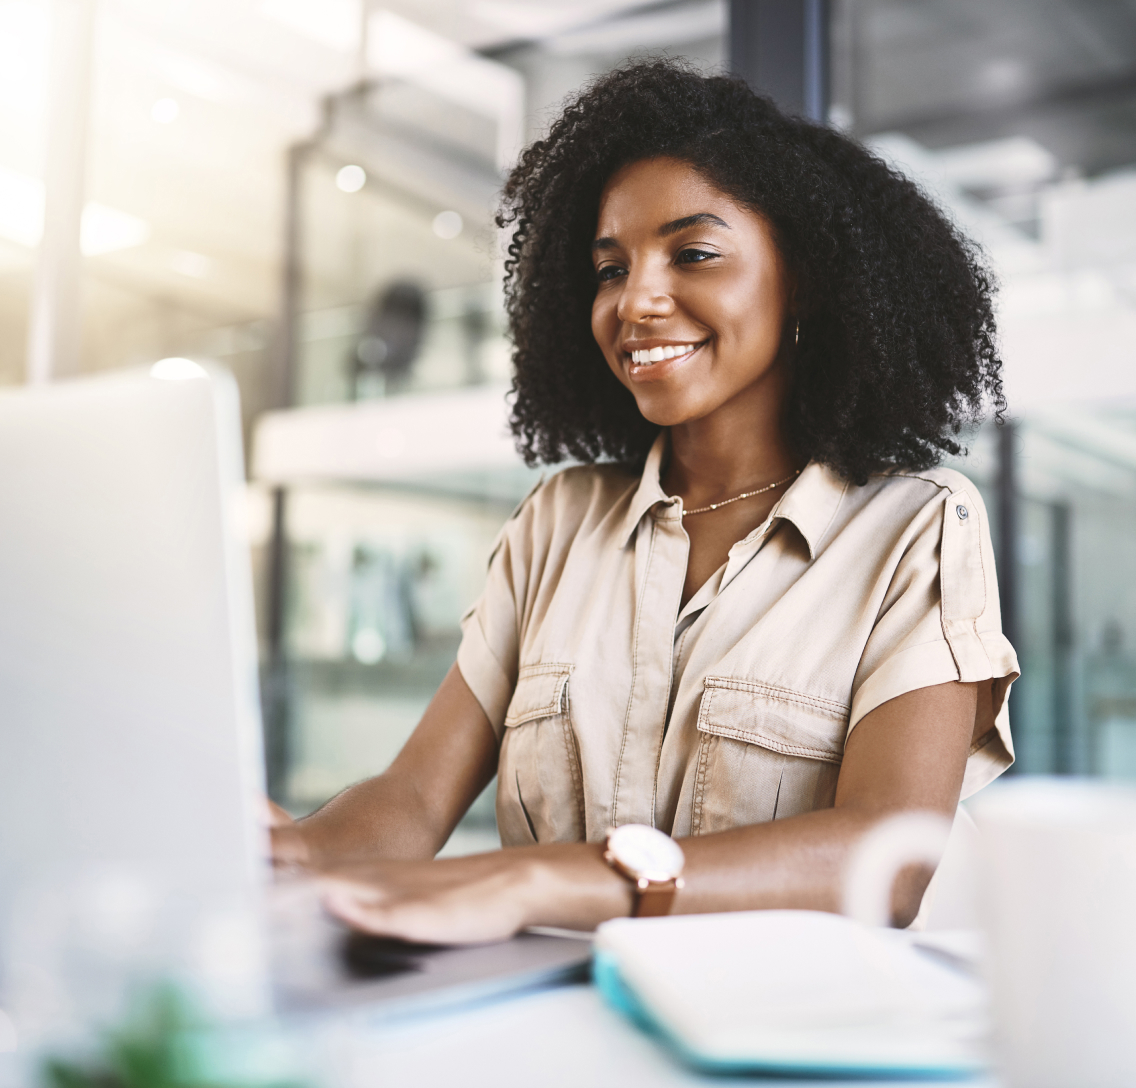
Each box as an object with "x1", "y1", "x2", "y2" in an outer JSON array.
[{"x1": 0, "y1": 365, "x2": 588, "y2": 1025}]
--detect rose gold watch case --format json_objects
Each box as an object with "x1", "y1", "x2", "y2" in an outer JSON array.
[{"x1": 603, "y1": 825, "x2": 686, "y2": 918}]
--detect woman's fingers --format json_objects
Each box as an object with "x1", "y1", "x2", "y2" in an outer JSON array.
[
  {"x1": 263, "y1": 797, "x2": 296, "y2": 827},
  {"x1": 316, "y1": 859, "x2": 533, "y2": 945},
  {"x1": 322, "y1": 886, "x2": 389, "y2": 934},
  {"x1": 270, "y1": 823, "x2": 313, "y2": 869}
]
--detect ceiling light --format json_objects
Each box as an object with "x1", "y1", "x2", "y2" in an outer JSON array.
[
  {"x1": 980, "y1": 57, "x2": 1030, "y2": 98},
  {"x1": 169, "y1": 250, "x2": 213, "y2": 278},
  {"x1": 151, "y1": 358, "x2": 208, "y2": 381},
  {"x1": 336, "y1": 164, "x2": 366, "y2": 193},
  {"x1": 432, "y1": 210, "x2": 463, "y2": 239},
  {"x1": 81, "y1": 204, "x2": 150, "y2": 256},
  {"x1": 0, "y1": 169, "x2": 147, "y2": 255},
  {"x1": 151, "y1": 98, "x2": 180, "y2": 124}
]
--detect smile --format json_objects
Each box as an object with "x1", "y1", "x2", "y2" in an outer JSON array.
[{"x1": 627, "y1": 342, "x2": 701, "y2": 365}]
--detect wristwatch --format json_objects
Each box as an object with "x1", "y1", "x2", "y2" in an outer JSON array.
[{"x1": 603, "y1": 824, "x2": 686, "y2": 917}]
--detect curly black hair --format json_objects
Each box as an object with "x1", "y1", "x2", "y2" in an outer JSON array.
[{"x1": 497, "y1": 60, "x2": 1005, "y2": 485}]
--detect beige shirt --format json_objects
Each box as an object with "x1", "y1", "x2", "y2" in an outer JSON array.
[{"x1": 458, "y1": 435, "x2": 1018, "y2": 847}]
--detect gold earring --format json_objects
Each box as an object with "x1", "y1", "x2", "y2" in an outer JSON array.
[{"x1": 794, "y1": 320, "x2": 799, "y2": 347}]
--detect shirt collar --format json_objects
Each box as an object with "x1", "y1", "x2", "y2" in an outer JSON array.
[
  {"x1": 619, "y1": 432, "x2": 674, "y2": 545},
  {"x1": 764, "y1": 460, "x2": 848, "y2": 559},
  {"x1": 618, "y1": 433, "x2": 848, "y2": 558}
]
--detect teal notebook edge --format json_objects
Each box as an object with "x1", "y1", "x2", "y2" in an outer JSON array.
[{"x1": 592, "y1": 951, "x2": 983, "y2": 1081}]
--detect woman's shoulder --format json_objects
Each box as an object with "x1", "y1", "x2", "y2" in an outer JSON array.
[
  {"x1": 856, "y1": 464, "x2": 984, "y2": 504},
  {"x1": 498, "y1": 462, "x2": 643, "y2": 555},
  {"x1": 514, "y1": 461, "x2": 641, "y2": 519},
  {"x1": 878, "y1": 464, "x2": 981, "y2": 493},
  {"x1": 842, "y1": 464, "x2": 992, "y2": 547},
  {"x1": 869, "y1": 464, "x2": 991, "y2": 519}
]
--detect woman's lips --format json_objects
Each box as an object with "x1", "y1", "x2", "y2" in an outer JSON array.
[{"x1": 625, "y1": 341, "x2": 705, "y2": 381}]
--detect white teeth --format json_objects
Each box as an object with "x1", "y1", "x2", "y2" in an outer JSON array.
[{"x1": 629, "y1": 344, "x2": 696, "y2": 364}]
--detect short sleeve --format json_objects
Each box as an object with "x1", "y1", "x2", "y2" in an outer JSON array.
[
  {"x1": 848, "y1": 481, "x2": 1019, "y2": 798},
  {"x1": 455, "y1": 483, "x2": 541, "y2": 740}
]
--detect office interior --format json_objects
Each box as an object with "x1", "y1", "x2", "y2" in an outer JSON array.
[{"x1": 4, "y1": 0, "x2": 1136, "y2": 851}]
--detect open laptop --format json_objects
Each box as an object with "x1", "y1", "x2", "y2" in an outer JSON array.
[{"x1": 0, "y1": 365, "x2": 588, "y2": 1024}]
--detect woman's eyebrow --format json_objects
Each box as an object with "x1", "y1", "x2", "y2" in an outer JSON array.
[
  {"x1": 659, "y1": 212, "x2": 730, "y2": 235},
  {"x1": 591, "y1": 212, "x2": 730, "y2": 251}
]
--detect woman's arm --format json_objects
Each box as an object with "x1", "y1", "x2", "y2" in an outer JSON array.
[
  {"x1": 320, "y1": 679, "x2": 982, "y2": 940},
  {"x1": 272, "y1": 664, "x2": 499, "y2": 866}
]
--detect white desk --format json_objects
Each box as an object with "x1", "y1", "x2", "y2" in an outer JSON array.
[{"x1": 310, "y1": 982, "x2": 999, "y2": 1088}]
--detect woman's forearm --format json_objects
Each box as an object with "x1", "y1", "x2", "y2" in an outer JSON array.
[
  {"x1": 523, "y1": 682, "x2": 977, "y2": 931},
  {"x1": 297, "y1": 772, "x2": 450, "y2": 864},
  {"x1": 272, "y1": 664, "x2": 501, "y2": 868},
  {"x1": 522, "y1": 804, "x2": 929, "y2": 932},
  {"x1": 321, "y1": 802, "x2": 935, "y2": 944}
]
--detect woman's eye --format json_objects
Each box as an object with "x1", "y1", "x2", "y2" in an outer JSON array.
[
  {"x1": 676, "y1": 248, "x2": 718, "y2": 265},
  {"x1": 595, "y1": 264, "x2": 627, "y2": 283}
]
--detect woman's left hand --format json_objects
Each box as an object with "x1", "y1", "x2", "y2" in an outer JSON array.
[
  {"x1": 319, "y1": 850, "x2": 545, "y2": 944},
  {"x1": 319, "y1": 842, "x2": 633, "y2": 944}
]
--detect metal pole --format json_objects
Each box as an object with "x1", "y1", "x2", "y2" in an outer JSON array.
[
  {"x1": 27, "y1": 0, "x2": 96, "y2": 384},
  {"x1": 995, "y1": 421, "x2": 1020, "y2": 654},
  {"x1": 262, "y1": 488, "x2": 291, "y2": 801},
  {"x1": 260, "y1": 141, "x2": 307, "y2": 803},
  {"x1": 728, "y1": 0, "x2": 830, "y2": 122},
  {"x1": 994, "y1": 422, "x2": 1022, "y2": 774},
  {"x1": 1051, "y1": 501, "x2": 1075, "y2": 773}
]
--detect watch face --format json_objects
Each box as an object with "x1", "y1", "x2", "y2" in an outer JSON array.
[{"x1": 607, "y1": 823, "x2": 685, "y2": 881}]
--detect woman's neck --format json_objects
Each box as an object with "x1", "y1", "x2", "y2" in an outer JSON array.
[{"x1": 662, "y1": 374, "x2": 800, "y2": 506}]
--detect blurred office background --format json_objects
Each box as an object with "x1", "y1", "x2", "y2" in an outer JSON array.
[{"x1": 5, "y1": 0, "x2": 1136, "y2": 851}]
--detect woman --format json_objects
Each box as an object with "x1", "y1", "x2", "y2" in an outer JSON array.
[{"x1": 272, "y1": 61, "x2": 1018, "y2": 940}]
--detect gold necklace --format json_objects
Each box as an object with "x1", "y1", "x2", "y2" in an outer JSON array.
[{"x1": 681, "y1": 468, "x2": 801, "y2": 517}]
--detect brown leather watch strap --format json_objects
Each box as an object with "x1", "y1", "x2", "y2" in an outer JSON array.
[{"x1": 632, "y1": 876, "x2": 685, "y2": 917}]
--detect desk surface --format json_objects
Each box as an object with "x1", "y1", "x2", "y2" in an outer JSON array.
[{"x1": 312, "y1": 982, "x2": 999, "y2": 1088}]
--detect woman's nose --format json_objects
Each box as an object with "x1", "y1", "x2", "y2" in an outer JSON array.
[{"x1": 616, "y1": 263, "x2": 675, "y2": 324}]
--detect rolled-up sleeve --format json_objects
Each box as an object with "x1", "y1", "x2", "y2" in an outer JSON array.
[{"x1": 848, "y1": 482, "x2": 1018, "y2": 798}]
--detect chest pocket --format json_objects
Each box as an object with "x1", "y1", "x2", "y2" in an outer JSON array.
[
  {"x1": 496, "y1": 664, "x2": 585, "y2": 846},
  {"x1": 691, "y1": 677, "x2": 848, "y2": 835}
]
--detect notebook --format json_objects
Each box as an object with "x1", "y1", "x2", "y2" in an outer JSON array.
[{"x1": 594, "y1": 909, "x2": 986, "y2": 1078}]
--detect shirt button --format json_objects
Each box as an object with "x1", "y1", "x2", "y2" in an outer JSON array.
[{"x1": 956, "y1": 504, "x2": 969, "y2": 520}]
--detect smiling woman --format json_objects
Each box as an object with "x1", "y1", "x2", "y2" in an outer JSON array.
[
  {"x1": 274, "y1": 61, "x2": 1018, "y2": 941},
  {"x1": 501, "y1": 62, "x2": 1002, "y2": 484}
]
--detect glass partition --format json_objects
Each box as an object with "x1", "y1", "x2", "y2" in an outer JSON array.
[{"x1": 1012, "y1": 413, "x2": 1136, "y2": 778}]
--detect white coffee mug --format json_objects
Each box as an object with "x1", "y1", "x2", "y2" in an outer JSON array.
[{"x1": 970, "y1": 778, "x2": 1136, "y2": 1088}]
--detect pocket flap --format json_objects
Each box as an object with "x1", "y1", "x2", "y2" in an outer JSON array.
[
  {"x1": 697, "y1": 677, "x2": 849, "y2": 763},
  {"x1": 504, "y1": 664, "x2": 572, "y2": 728}
]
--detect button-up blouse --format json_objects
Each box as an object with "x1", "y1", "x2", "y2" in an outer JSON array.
[{"x1": 457, "y1": 435, "x2": 1018, "y2": 847}]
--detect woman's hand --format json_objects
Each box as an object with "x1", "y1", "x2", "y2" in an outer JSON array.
[
  {"x1": 319, "y1": 843, "x2": 634, "y2": 944},
  {"x1": 264, "y1": 797, "x2": 313, "y2": 869},
  {"x1": 320, "y1": 852, "x2": 542, "y2": 944}
]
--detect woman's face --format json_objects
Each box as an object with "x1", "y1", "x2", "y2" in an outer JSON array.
[{"x1": 591, "y1": 156, "x2": 793, "y2": 429}]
